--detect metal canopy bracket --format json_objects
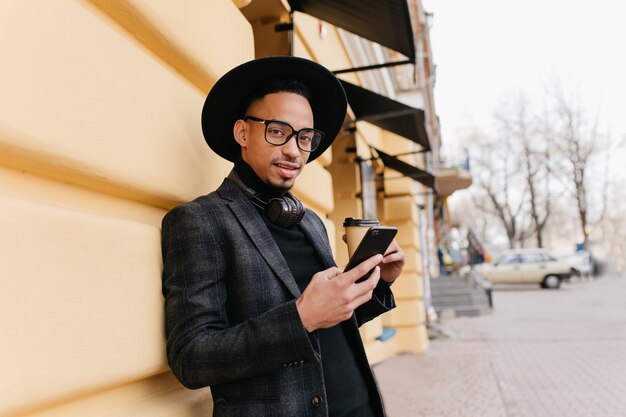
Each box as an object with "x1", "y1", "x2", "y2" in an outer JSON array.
[
  {"x1": 332, "y1": 59, "x2": 414, "y2": 75},
  {"x1": 274, "y1": 22, "x2": 293, "y2": 32},
  {"x1": 340, "y1": 80, "x2": 431, "y2": 151},
  {"x1": 372, "y1": 147, "x2": 437, "y2": 192}
]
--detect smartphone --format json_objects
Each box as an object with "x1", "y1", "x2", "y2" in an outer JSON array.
[{"x1": 344, "y1": 226, "x2": 398, "y2": 282}]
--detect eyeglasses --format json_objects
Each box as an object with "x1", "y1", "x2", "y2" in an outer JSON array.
[{"x1": 244, "y1": 116, "x2": 324, "y2": 153}]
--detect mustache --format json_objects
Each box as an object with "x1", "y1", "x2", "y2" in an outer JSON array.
[{"x1": 271, "y1": 157, "x2": 302, "y2": 168}]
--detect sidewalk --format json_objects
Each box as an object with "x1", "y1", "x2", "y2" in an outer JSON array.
[{"x1": 373, "y1": 273, "x2": 626, "y2": 417}]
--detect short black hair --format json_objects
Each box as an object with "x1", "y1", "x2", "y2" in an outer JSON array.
[{"x1": 239, "y1": 79, "x2": 313, "y2": 117}]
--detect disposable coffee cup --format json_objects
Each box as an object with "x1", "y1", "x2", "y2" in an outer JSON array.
[{"x1": 343, "y1": 217, "x2": 380, "y2": 258}]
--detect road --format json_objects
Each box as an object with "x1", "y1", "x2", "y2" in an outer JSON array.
[{"x1": 373, "y1": 273, "x2": 626, "y2": 417}]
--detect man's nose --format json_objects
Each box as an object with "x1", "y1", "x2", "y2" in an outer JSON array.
[{"x1": 281, "y1": 134, "x2": 301, "y2": 157}]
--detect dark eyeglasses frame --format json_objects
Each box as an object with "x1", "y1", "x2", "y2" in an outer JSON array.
[{"x1": 243, "y1": 115, "x2": 324, "y2": 153}]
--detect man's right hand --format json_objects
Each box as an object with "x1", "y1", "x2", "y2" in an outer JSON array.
[{"x1": 295, "y1": 254, "x2": 383, "y2": 332}]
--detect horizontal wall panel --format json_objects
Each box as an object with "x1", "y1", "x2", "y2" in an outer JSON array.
[
  {"x1": 0, "y1": 195, "x2": 165, "y2": 415},
  {"x1": 293, "y1": 160, "x2": 334, "y2": 213},
  {"x1": 316, "y1": 149, "x2": 333, "y2": 168},
  {"x1": 364, "y1": 336, "x2": 398, "y2": 365},
  {"x1": 400, "y1": 247, "x2": 422, "y2": 274},
  {"x1": 360, "y1": 317, "x2": 384, "y2": 343},
  {"x1": 20, "y1": 373, "x2": 211, "y2": 417},
  {"x1": 384, "y1": 168, "x2": 416, "y2": 196},
  {"x1": 88, "y1": 0, "x2": 254, "y2": 93},
  {"x1": 355, "y1": 122, "x2": 384, "y2": 158},
  {"x1": 384, "y1": 299, "x2": 425, "y2": 327},
  {"x1": 330, "y1": 198, "x2": 362, "y2": 233},
  {"x1": 395, "y1": 325, "x2": 428, "y2": 355},
  {"x1": 392, "y1": 272, "x2": 424, "y2": 300},
  {"x1": 0, "y1": 166, "x2": 165, "y2": 227},
  {"x1": 395, "y1": 221, "x2": 419, "y2": 250},
  {"x1": 0, "y1": 0, "x2": 234, "y2": 209},
  {"x1": 383, "y1": 195, "x2": 418, "y2": 223},
  {"x1": 327, "y1": 160, "x2": 360, "y2": 196},
  {"x1": 380, "y1": 130, "x2": 415, "y2": 155}
]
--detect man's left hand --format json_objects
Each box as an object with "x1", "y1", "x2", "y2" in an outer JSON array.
[
  {"x1": 342, "y1": 235, "x2": 405, "y2": 284},
  {"x1": 379, "y1": 240, "x2": 405, "y2": 283}
]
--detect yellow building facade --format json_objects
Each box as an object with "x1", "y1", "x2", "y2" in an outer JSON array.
[{"x1": 1, "y1": 1, "x2": 437, "y2": 416}]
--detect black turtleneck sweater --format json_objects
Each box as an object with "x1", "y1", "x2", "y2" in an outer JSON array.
[{"x1": 233, "y1": 159, "x2": 375, "y2": 417}]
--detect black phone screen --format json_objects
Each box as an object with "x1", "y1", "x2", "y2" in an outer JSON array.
[{"x1": 345, "y1": 226, "x2": 398, "y2": 282}]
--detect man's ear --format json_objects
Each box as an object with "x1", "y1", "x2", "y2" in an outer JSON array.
[{"x1": 233, "y1": 119, "x2": 247, "y2": 147}]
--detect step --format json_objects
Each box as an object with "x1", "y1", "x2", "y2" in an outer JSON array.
[
  {"x1": 436, "y1": 304, "x2": 492, "y2": 318},
  {"x1": 430, "y1": 278, "x2": 474, "y2": 287},
  {"x1": 431, "y1": 294, "x2": 474, "y2": 304},
  {"x1": 432, "y1": 294, "x2": 490, "y2": 306},
  {"x1": 431, "y1": 286, "x2": 478, "y2": 296},
  {"x1": 428, "y1": 274, "x2": 493, "y2": 318}
]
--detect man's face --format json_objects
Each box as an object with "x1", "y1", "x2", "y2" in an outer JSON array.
[{"x1": 234, "y1": 92, "x2": 313, "y2": 191}]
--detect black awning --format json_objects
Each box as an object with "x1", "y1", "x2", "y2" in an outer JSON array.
[
  {"x1": 287, "y1": 0, "x2": 415, "y2": 62},
  {"x1": 374, "y1": 148, "x2": 437, "y2": 191},
  {"x1": 341, "y1": 80, "x2": 431, "y2": 151}
]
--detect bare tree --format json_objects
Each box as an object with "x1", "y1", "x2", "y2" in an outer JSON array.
[
  {"x1": 494, "y1": 94, "x2": 552, "y2": 248},
  {"x1": 547, "y1": 84, "x2": 609, "y2": 249},
  {"x1": 471, "y1": 129, "x2": 531, "y2": 249},
  {"x1": 451, "y1": 83, "x2": 617, "y2": 268}
]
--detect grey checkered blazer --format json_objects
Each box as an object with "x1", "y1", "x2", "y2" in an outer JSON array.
[{"x1": 161, "y1": 178, "x2": 394, "y2": 417}]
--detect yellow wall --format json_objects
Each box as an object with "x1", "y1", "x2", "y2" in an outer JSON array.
[
  {"x1": 1, "y1": 1, "x2": 431, "y2": 415},
  {"x1": 0, "y1": 1, "x2": 253, "y2": 416}
]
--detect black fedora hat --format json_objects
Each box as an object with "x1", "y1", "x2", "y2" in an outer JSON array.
[{"x1": 201, "y1": 56, "x2": 347, "y2": 163}]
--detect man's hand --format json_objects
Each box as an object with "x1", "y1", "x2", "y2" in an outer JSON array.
[
  {"x1": 296, "y1": 254, "x2": 382, "y2": 332},
  {"x1": 341, "y1": 234, "x2": 405, "y2": 284},
  {"x1": 379, "y1": 240, "x2": 405, "y2": 283}
]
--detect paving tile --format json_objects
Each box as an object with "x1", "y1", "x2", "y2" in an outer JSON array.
[{"x1": 374, "y1": 274, "x2": 626, "y2": 417}]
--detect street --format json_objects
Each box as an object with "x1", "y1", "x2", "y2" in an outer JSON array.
[{"x1": 373, "y1": 273, "x2": 626, "y2": 417}]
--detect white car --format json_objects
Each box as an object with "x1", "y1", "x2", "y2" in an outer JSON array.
[
  {"x1": 564, "y1": 251, "x2": 594, "y2": 278},
  {"x1": 477, "y1": 249, "x2": 573, "y2": 289}
]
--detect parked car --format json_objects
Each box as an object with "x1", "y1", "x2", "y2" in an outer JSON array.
[
  {"x1": 564, "y1": 251, "x2": 594, "y2": 278},
  {"x1": 475, "y1": 249, "x2": 573, "y2": 289}
]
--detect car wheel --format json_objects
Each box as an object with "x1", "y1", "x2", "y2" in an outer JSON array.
[{"x1": 542, "y1": 275, "x2": 561, "y2": 289}]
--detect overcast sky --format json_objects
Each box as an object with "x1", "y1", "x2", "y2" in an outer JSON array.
[{"x1": 421, "y1": 0, "x2": 625, "y2": 178}]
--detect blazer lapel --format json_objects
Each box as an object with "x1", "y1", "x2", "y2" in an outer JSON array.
[
  {"x1": 219, "y1": 180, "x2": 302, "y2": 299},
  {"x1": 299, "y1": 213, "x2": 336, "y2": 269}
]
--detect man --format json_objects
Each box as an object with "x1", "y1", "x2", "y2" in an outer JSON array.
[{"x1": 161, "y1": 56, "x2": 405, "y2": 417}]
